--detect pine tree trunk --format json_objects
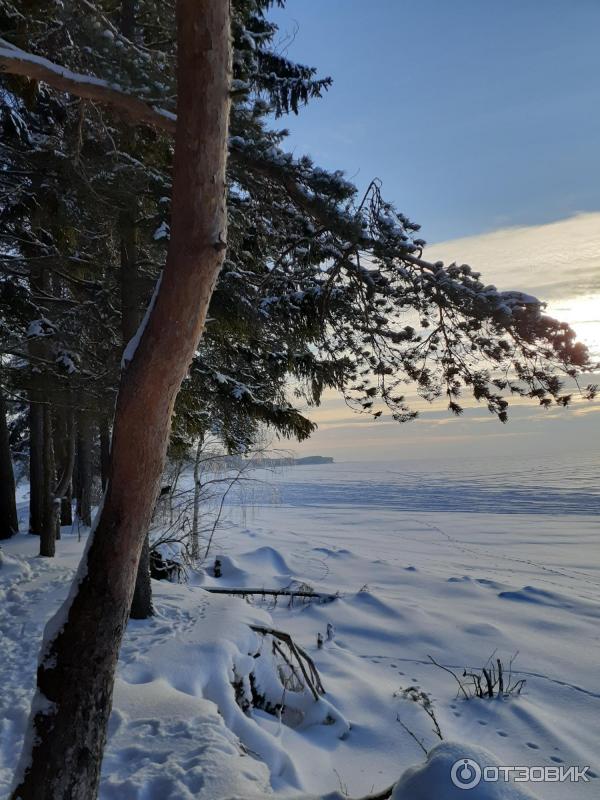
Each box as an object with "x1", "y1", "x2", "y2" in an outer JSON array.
[
  {"x1": 169, "y1": 459, "x2": 183, "y2": 524},
  {"x1": 191, "y1": 438, "x2": 203, "y2": 560},
  {"x1": 55, "y1": 409, "x2": 76, "y2": 532},
  {"x1": 28, "y1": 399, "x2": 44, "y2": 534},
  {"x1": 121, "y1": 194, "x2": 155, "y2": 615},
  {"x1": 129, "y1": 534, "x2": 153, "y2": 619},
  {"x1": 0, "y1": 391, "x2": 19, "y2": 539},
  {"x1": 122, "y1": 205, "x2": 153, "y2": 616},
  {"x1": 28, "y1": 263, "x2": 49, "y2": 536},
  {"x1": 118, "y1": 123, "x2": 155, "y2": 619},
  {"x1": 60, "y1": 485, "x2": 73, "y2": 527},
  {"x1": 120, "y1": 0, "x2": 136, "y2": 39},
  {"x1": 116, "y1": 1, "x2": 153, "y2": 616},
  {"x1": 76, "y1": 411, "x2": 92, "y2": 527},
  {"x1": 11, "y1": 4, "x2": 231, "y2": 796},
  {"x1": 52, "y1": 410, "x2": 64, "y2": 539},
  {"x1": 52, "y1": 407, "x2": 76, "y2": 539},
  {"x1": 39, "y1": 404, "x2": 57, "y2": 557}
]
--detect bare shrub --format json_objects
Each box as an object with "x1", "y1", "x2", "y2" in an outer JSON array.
[
  {"x1": 394, "y1": 685, "x2": 443, "y2": 754},
  {"x1": 428, "y1": 652, "x2": 526, "y2": 699},
  {"x1": 147, "y1": 437, "x2": 285, "y2": 578}
]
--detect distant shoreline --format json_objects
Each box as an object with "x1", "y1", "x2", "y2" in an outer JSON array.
[{"x1": 256, "y1": 455, "x2": 334, "y2": 467}]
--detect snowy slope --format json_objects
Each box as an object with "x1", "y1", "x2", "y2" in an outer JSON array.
[
  {"x1": 196, "y1": 507, "x2": 599, "y2": 798},
  {"x1": 1, "y1": 461, "x2": 599, "y2": 799}
]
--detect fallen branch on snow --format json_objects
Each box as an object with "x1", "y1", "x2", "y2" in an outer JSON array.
[
  {"x1": 204, "y1": 586, "x2": 338, "y2": 602},
  {"x1": 250, "y1": 624, "x2": 326, "y2": 701}
]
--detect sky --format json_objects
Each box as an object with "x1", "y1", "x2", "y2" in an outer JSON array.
[
  {"x1": 267, "y1": 1, "x2": 600, "y2": 461},
  {"x1": 270, "y1": 0, "x2": 600, "y2": 243}
]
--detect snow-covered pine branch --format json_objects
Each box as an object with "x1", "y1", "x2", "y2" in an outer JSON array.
[
  {"x1": 0, "y1": 42, "x2": 555, "y2": 308},
  {"x1": 0, "y1": 41, "x2": 176, "y2": 133}
]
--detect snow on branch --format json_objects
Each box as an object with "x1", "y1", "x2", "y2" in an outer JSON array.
[
  {"x1": 0, "y1": 41, "x2": 540, "y2": 309},
  {"x1": 0, "y1": 42, "x2": 176, "y2": 134},
  {"x1": 0, "y1": 42, "x2": 556, "y2": 348}
]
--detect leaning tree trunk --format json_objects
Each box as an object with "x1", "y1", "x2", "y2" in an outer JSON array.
[
  {"x1": 11, "y1": 3, "x2": 231, "y2": 797},
  {"x1": 0, "y1": 390, "x2": 19, "y2": 539}
]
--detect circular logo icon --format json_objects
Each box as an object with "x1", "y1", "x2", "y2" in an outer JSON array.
[{"x1": 451, "y1": 758, "x2": 482, "y2": 790}]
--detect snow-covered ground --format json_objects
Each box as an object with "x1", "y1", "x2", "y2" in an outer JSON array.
[{"x1": 1, "y1": 458, "x2": 599, "y2": 799}]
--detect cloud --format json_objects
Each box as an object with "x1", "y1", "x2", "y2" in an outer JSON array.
[{"x1": 426, "y1": 212, "x2": 600, "y2": 303}]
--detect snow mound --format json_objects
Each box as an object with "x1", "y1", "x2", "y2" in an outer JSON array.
[
  {"x1": 114, "y1": 582, "x2": 348, "y2": 794},
  {"x1": 209, "y1": 547, "x2": 297, "y2": 590},
  {"x1": 391, "y1": 741, "x2": 538, "y2": 800},
  {"x1": 238, "y1": 546, "x2": 292, "y2": 575},
  {"x1": 350, "y1": 588, "x2": 399, "y2": 618},
  {"x1": 209, "y1": 555, "x2": 249, "y2": 584}
]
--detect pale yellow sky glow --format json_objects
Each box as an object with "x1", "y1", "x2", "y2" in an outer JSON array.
[
  {"x1": 426, "y1": 212, "x2": 600, "y2": 361},
  {"x1": 293, "y1": 213, "x2": 600, "y2": 461}
]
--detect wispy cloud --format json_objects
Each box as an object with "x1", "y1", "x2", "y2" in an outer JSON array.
[{"x1": 426, "y1": 212, "x2": 600, "y2": 302}]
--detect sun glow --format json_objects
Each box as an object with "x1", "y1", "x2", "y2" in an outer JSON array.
[{"x1": 547, "y1": 294, "x2": 600, "y2": 361}]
